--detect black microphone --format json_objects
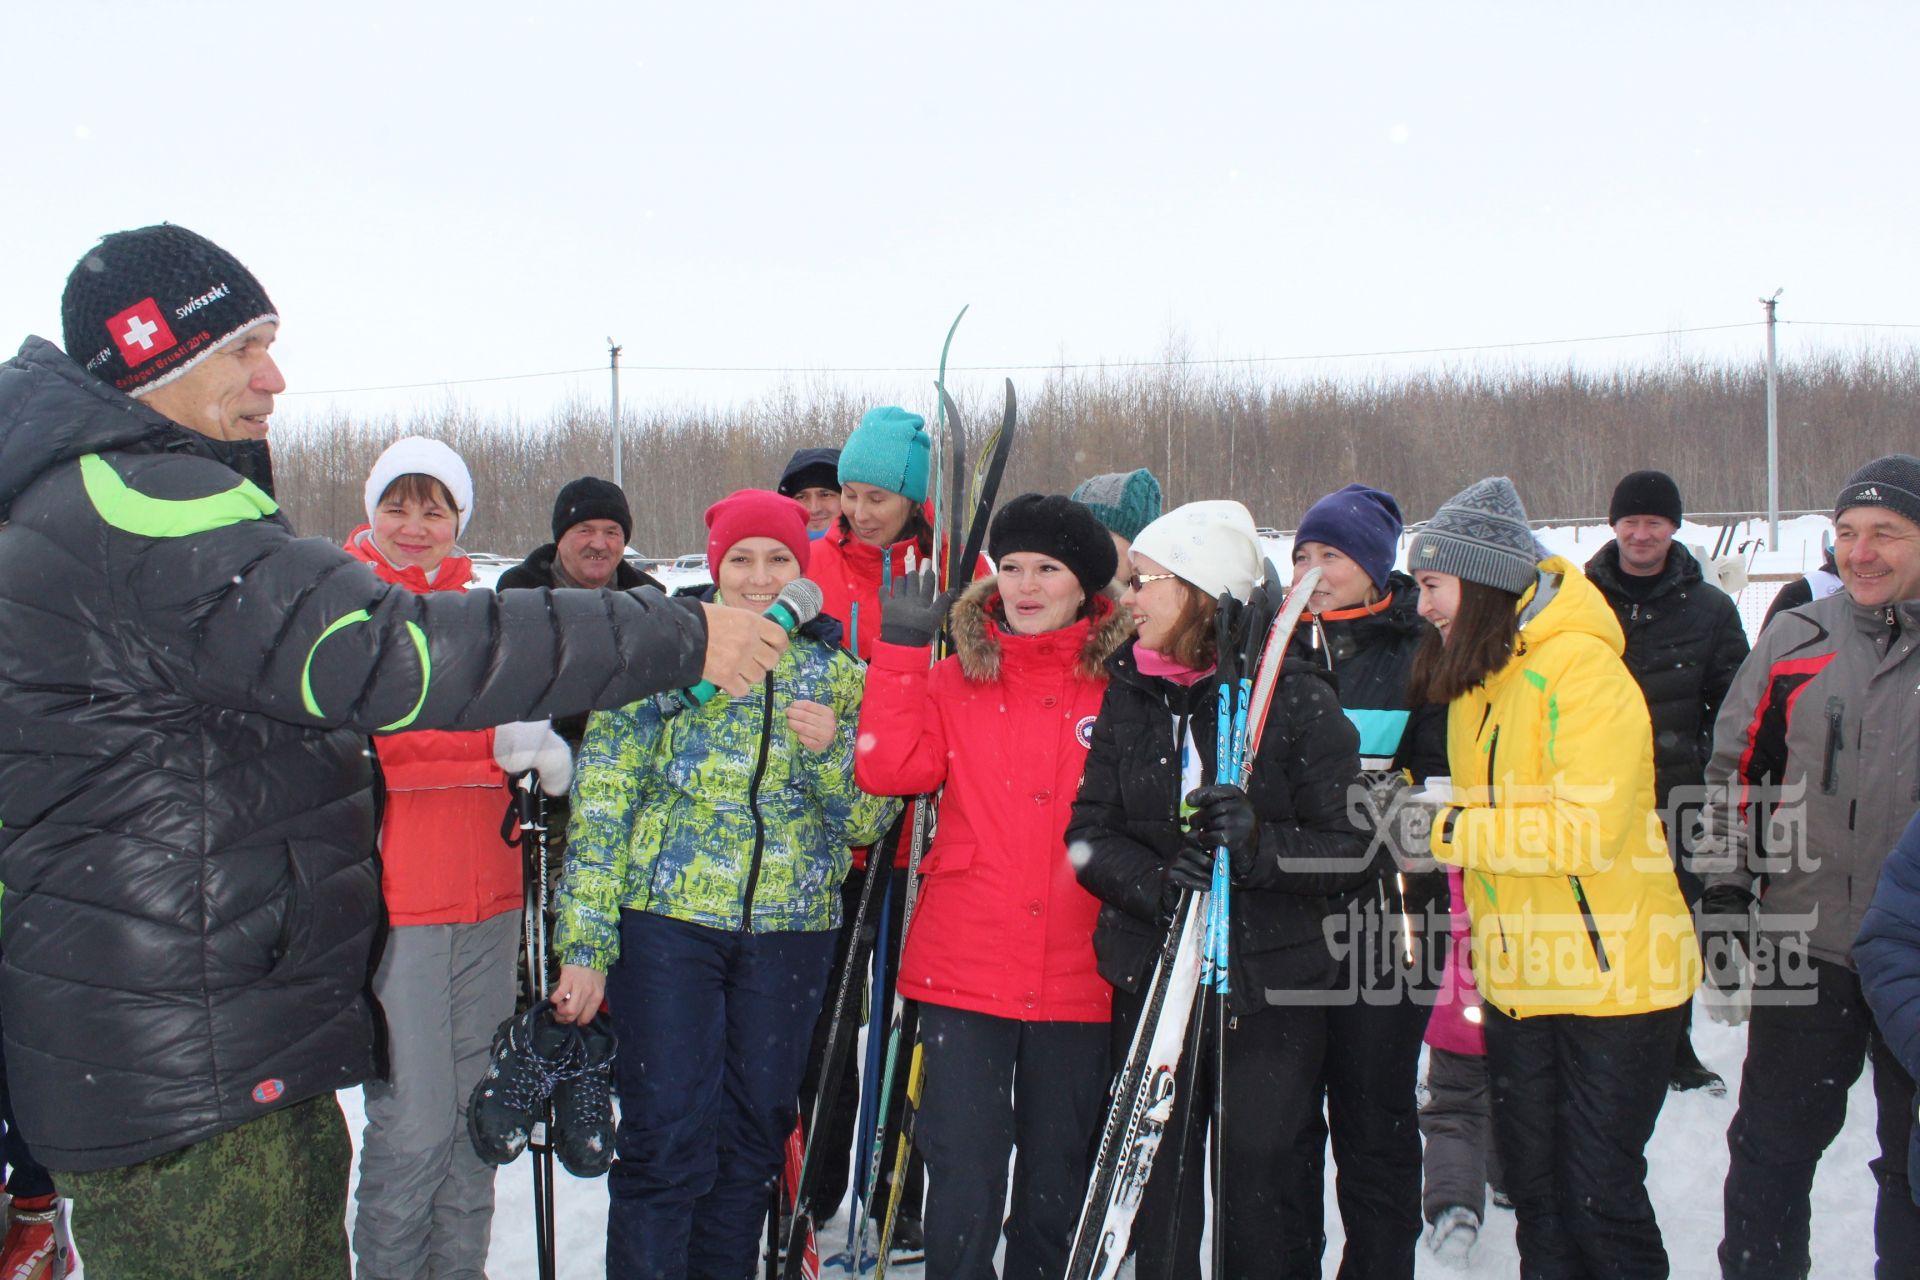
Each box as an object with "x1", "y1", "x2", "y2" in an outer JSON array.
[{"x1": 657, "y1": 578, "x2": 825, "y2": 719}]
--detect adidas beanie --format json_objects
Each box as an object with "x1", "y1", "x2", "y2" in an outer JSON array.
[{"x1": 1835, "y1": 455, "x2": 1920, "y2": 531}]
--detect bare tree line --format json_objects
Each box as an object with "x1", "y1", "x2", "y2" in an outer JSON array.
[{"x1": 268, "y1": 349, "x2": 1920, "y2": 558}]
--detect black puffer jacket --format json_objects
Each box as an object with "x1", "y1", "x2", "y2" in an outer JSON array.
[
  {"x1": 1583, "y1": 541, "x2": 1750, "y2": 810},
  {"x1": 1290, "y1": 572, "x2": 1449, "y2": 920},
  {"x1": 1068, "y1": 642, "x2": 1370, "y2": 1014},
  {"x1": 0, "y1": 337, "x2": 708, "y2": 1171}
]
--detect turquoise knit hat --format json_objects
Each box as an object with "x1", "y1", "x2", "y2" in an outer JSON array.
[
  {"x1": 839, "y1": 407, "x2": 930, "y2": 503},
  {"x1": 1072, "y1": 469, "x2": 1164, "y2": 543}
]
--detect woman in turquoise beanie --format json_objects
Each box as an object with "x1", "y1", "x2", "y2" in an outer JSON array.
[
  {"x1": 807, "y1": 405, "x2": 937, "y2": 661},
  {"x1": 795, "y1": 403, "x2": 946, "y2": 1245}
]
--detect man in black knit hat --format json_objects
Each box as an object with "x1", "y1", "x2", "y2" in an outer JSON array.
[
  {"x1": 497, "y1": 476, "x2": 663, "y2": 593},
  {"x1": 1698, "y1": 453, "x2": 1920, "y2": 1278},
  {"x1": 0, "y1": 223, "x2": 787, "y2": 1274},
  {"x1": 1583, "y1": 469, "x2": 1749, "y2": 1095}
]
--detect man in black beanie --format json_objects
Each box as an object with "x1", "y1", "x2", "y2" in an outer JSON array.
[
  {"x1": 1583, "y1": 469, "x2": 1748, "y2": 1094},
  {"x1": 497, "y1": 476, "x2": 662, "y2": 593},
  {"x1": 1697, "y1": 453, "x2": 1920, "y2": 1277},
  {"x1": 777, "y1": 446, "x2": 843, "y2": 537},
  {"x1": 0, "y1": 224, "x2": 787, "y2": 1274}
]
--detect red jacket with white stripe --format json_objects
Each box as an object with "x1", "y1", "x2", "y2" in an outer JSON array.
[
  {"x1": 857, "y1": 582, "x2": 1132, "y2": 1023},
  {"x1": 345, "y1": 529, "x2": 520, "y2": 927}
]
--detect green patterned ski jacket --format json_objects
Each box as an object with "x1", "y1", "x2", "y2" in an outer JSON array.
[{"x1": 555, "y1": 610, "x2": 899, "y2": 968}]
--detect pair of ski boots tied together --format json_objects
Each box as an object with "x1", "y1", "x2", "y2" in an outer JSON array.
[{"x1": 468, "y1": 998, "x2": 618, "y2": 1178}]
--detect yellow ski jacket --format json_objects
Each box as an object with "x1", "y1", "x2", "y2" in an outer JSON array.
[{"x1": 1431, "y1": 556, "x2": 1702, "y2": 1018}]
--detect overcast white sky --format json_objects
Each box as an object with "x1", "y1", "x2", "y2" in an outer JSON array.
[{"x1": 6, "y1": 2, "x2": 1915, "y2": 425}]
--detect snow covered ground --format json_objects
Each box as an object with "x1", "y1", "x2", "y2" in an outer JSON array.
[
  {"x1": 396, "y1": 511, "x2": 1877, "y2": 1276},
  {"x1": 337, "y1": 1007, "x2": 1885, "y2": 1277}
]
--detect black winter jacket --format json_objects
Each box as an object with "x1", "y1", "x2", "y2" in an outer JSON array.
[
  {"x1": 1068, "y1": 642, "x2": 1370, "y2": 1014},
  {"x1": 1291, "y1": 573, "x2": 1449, "y2": 921},
  {"x1": 1583, "y1": 541, "x2": 1750, "y2": 810},
  {"x1": 494, "y1": 543, "x2": 663, "y2": 596},
  {"x1": 0, "y1": 337, "x2": 709, "y2": 1171}
]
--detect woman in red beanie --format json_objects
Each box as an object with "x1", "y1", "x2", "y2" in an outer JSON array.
[{"x1": 550, "y1": 489, "x2": 900, "y2": 1280}]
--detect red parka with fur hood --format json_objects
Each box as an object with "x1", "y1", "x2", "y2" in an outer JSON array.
[{"x1": 857, "y1": 580, "x2": 1134, "y2": 1023}]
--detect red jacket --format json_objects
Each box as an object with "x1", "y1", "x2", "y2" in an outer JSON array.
[
  {"x1": 807, "y1": 525, "x2": 928, "y2": 663},
  {"x1": 808, "y1": 523, "x2": 986, "y2": 867},
  {"x1": 344, "y1": 529, "x2": 520, "y2": 926},
  {"x1": 857, "y1": 582, "x2": 1132, "y2": 1023}
]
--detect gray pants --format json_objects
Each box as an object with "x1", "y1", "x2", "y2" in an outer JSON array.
[
  {"x1": 354, "y1": 912, "x2": 521, "y2": 1280},
  {"x1": 1418, "y1": 1046, "x2": 1504, "y2": 1224}
]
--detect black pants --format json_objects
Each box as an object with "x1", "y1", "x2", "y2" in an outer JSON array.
[
  {"x1": 1110, "y1": 986, "x2": 1327, "y2": 1280},
  {"x1": 0, "y1": 945, "x2": 53, "y2": 1200},
  {"x1": 1720, "y1": 956, "x2": 1920, "y2": 1280},
  {"x1": 1278, "y1": 897, "x2": 1433, "y2": 1280},
  {"x1": 796, "y1": 865, "x2": 923, "y2": 1223},
  {"x1": 1483, "y1": 1001, "x2": 1685, "y2": 1280},
  {"x1": 914, "y1": 1005, "x2": 1109, "y2": 1280}
]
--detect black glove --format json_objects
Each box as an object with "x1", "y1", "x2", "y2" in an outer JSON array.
[
  {"x1": 879, "y1": 566, "x2": 949, "y2": 647},
  {"x1": 1165, "y1": 840, "x2": 1217, "y2": 895},
  {"x1": 1697, "y1": 883, "x2": 1754, "y2": 994},
  {"x1": 1184, "y1": 783, "x2": 1258, "y2": 882}
]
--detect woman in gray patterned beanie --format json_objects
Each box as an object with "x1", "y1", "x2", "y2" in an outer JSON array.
[{"x1": 1403, "y1": 473, "x2": 1701, "y2": 1277}]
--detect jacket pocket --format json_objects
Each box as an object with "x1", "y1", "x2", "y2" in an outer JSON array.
[
  {"x1": 266, "y1": 841, "x2": 317, "y2": 978},
  {"x1": 920, "y1": 840, "x2": 975, "y2": 879},
  {"x1": 1820, "y1": 696, "x2": 1844, "y2": 795}
]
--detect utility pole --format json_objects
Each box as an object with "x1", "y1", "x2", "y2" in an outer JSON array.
[
  {"x1": 1761, "y1": 291, "x2": 1782, "y2": 549},
  {"x1": 608, "y1": 338, "x2": 624, "y2": 488}
]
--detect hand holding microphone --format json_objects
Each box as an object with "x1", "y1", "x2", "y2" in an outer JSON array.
[{"x1": 679, "y1": 579, "x2": 824, "y2": 713}]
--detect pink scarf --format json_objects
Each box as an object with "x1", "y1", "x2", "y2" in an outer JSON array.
[{"x1": 1134, "y1": 645, "x2": 1216, "y2": 688}]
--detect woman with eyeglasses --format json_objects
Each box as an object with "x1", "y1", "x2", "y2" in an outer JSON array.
[
  {"x1": 856, "y1": 493, "x2": 1133, "y2": 1280},
  {"x1": 1406, "y1": 476, "x2": 1700, "y2": 1279},
  {"x1": 1068, "y1": 500, "x2": 1371, "y2": 1280}
]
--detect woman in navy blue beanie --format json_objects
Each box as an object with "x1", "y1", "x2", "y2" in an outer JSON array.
[{"x1": 1281, "y1": 482, "x2": 1452, "y2": 1276}]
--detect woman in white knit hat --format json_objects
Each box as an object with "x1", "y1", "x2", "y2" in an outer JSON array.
[
  {"x1": 345, "y1": 436, "x2": 576, "y2": 1279},
  {"x1": 1067, "y1": 500, "x2": 1372, "y2": 1279}
]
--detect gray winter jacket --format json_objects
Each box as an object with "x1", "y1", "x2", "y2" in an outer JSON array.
[
  {"x1": 1699, "y1": 589, "x2": 1920, "y2": 968},
  {"x1": 0, "y1": 336, "x2": 708, "y2": 1171}
]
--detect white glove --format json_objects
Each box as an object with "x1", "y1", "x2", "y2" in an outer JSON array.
[
  {"x1": 494, "y1": 721, "x2": 572, "y2": 796},
  {"x1": 1700, "y1": 947, "x2": 1752, "y2": 1027},
  {"x1": 493, "y1": 720, "x2": 551, "y2": 775},
  {"x1": 528, "y1": 729, "x2": 573, "y2": 798}
]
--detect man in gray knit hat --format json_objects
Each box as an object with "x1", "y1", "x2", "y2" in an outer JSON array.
[{"x1": 1698, "y1": 453, "x2": 1920, "y2": 1277}]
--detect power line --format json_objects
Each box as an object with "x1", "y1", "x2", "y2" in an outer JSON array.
[{"x1": 284, "y1": 317, "x2": 1920, "y2": 399}]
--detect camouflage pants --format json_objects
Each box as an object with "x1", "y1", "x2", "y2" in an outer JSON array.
[{"x1": 55, "y1": 1093, "x2": 351, "y2": 1280}]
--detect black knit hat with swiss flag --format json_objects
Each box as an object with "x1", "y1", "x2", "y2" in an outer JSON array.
[{"x1": 60, "y1": 224, "x2": 278, "y2": 398}]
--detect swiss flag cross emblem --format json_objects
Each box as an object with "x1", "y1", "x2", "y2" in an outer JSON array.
[{"x1": 108, "y1": 298, "x2": 177, "y2": 367}]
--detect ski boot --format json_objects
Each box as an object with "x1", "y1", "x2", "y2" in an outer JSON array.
[{"x1": 0, "y1": 1194, "x2": 60, "y2": 1280}]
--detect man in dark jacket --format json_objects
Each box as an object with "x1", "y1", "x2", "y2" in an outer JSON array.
[
  {"x1": 495, "y1": 477, "x2": 665, "y2": 876},
  {"x1": 1697, "y1": 455, "x2": 1920, "y2": 1279},
  {"x1": 0, "y1": 224, "x2": 786, "y2": 1274},
  {"x1": 494, "y1": 476, "x2": 663, "y2": 594},
  {"x1": 1585, "y1": 469, "x2": 1750, "y2": 1094}
]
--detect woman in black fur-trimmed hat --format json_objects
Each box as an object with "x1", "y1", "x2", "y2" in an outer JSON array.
[{"x1": 856, "y1": 493, "x2": 1130, "y2": 1280}]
